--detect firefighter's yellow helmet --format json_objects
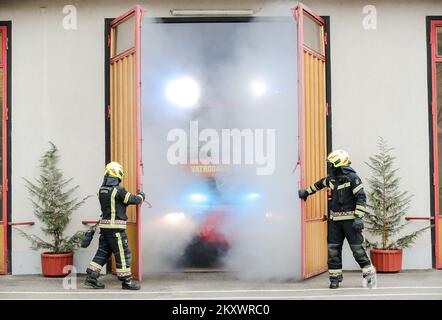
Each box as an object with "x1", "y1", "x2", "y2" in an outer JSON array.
[
  {"x1": 327, "y1": 150, "x2": 350, "y2": 168},
  {"x1": 104, "y1": 162, "x2": 124, "y2": 180}
]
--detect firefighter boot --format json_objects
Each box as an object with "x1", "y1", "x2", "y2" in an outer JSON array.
[
  {"x1": 329, "y1": 274, "x2": 343, "y2": 289},
  {"x1": 362, "y1": 266, "x2": 377, "y2": 289},
  {"x1": 122, "y1": 277, "x2": 141, "y2": 290},
  {"x1": 84, "y1": 273, "x2": 105, "y2": 289}
]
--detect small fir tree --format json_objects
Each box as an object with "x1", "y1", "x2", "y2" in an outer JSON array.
[
  {"x1": 17, "y1": 142, "x2": 91, "y2": 253},
  {"x1": 365, "y1": 137, "x2": 430, "y2": 249}
]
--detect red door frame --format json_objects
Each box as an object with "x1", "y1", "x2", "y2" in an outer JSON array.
[
  {"x1": 109, "y1": 6, "x2": 144, "y2": 280},
  {"x1": 430, "y1": 20, "x2": 442, "y2": 269},
  {"x1": 0, "y1": 25, "x2": 8, "y2": 275},
  {"x1": 293, "y1": 3, "x2": 327, "y2": 279}
]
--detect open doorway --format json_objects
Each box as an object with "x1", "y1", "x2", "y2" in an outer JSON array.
[{"x1": 139, "y1": 16, "x2": 302, "y2": 276}]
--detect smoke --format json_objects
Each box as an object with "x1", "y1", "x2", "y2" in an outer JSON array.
[{"x1": 140, "y1": 10, "x2": 301, "y2": 280}]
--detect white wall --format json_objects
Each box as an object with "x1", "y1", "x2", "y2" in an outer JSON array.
[
  {"x1": 0, "y1": 0, "x2": 439, "y2": 274},
  {"x1": 0, "y1": 0, "x2": 107, "y2": 274}
]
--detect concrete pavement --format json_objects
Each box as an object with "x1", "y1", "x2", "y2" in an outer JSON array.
[{"x1": 0, "y1": 270, "x2": 441, "y2": 299}]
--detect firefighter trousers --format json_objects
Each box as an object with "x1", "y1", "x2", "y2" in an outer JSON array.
[
  {"x1": 327, "y1": 219, "x2": 372, "y2": 278},
  {"x1": 86, "y1": 229, "x2": 132, "y2": 280}
]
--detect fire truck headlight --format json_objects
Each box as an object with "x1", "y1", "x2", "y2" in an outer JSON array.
[
  {"x1": 245, "y1": 193, "x2": 260, "y2": 201},
  {"x1": 165, "y1": 77, "x2": 200, "y2": 108},
  {"x1": 189, "y1": 193, "x2": 208, "y2": 203},
  {"x1": 164, "y1": 212, "x2": 186, "y2": 224},
  {"x1": 250, "y1": 80, "x2": 267, "y2": 97}
]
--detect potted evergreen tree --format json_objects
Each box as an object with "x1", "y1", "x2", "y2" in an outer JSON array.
[
  {"x1": 365, "y1": 137, "x2": 430, "y2": 272},
  {"x1": 17, "y1": 142, "x2": 90, "y2": 277}
]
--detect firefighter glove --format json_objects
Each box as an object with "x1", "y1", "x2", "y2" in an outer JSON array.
[
  {"x1": 137, "y1": 191, "x2": 146, "y2": 201},
  {"x1": 298, "y1": 189, "x2": 309, "y2": 201},
  {"x1": 352, "y1": 217, "x2": 364, "y2": 231},
  {"x1": 81, "y1": 228, "x2": 96, "y2": 248}
]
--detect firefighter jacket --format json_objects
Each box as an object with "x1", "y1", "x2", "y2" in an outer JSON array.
[
  {"x1": 305, "y1": 166, "x2": 367, "y2": 221},
  {"x1": 98, "y1": 175, "x2": 143, "y2": 229}
]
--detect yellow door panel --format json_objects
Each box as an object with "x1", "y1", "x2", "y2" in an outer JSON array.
[{"x1": 303, "y1": 51, "x2": 328, "y2": 278}]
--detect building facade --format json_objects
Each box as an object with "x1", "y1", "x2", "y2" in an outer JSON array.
[{"x1": 0, "y1": 0, "x2": 440, "y2": 278}]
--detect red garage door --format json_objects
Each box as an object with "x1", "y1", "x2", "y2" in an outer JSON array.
[
  {"x1": 0, "y1": 26, "x2": 9, "y2": 275},
  {"x1": 430, "y1": 19, "x2": 442, "y2": 269}
]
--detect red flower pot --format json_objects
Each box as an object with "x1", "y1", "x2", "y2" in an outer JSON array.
[
  {"x1": 41, "y1": 252, "x2": 74, "y2": 277},
  {"x1": 370, "y1": 249, "x2": 403, "y2": 273}
]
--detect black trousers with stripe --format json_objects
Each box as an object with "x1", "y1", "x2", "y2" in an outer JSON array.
[
  {"x1": 327, "y1": 220, "x2": 371, "y2": 273},
  {"x1": 86, "y1": 229, "x2": 132, "y2": 280}
]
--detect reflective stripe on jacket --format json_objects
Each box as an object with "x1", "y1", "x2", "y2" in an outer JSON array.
[{"x1": 305, "y1": 166, "x2": 367, "y2": 219}]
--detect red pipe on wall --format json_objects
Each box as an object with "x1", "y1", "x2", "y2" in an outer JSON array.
[
  {"x1": 8, "y1": 222, "x2": 35, "y2": 226},
  {"x1": 81, "y1": 220, "x2": 99, "y2": 225},
  {"x1": 405, "y1": 217, "x2": 434, "y2": 221}
]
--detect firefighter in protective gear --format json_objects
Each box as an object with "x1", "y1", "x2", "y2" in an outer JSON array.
[
  {"x1": 85, "y1": 162, "x2": 145, "y2": 290},
  {"x1": 298, "y1": 150, "x2": 376, "y2": 289}
]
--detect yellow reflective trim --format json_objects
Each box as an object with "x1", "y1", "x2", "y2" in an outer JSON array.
[
  {"x1": 332, "y1": 214, "x2": 355, "y2": 221},
  {"x1": 353, "y1": 184, "x2": 364, "y2": 194},
  {"x1": 329, "y1": 269, "x2": 342, "y2": 274},
  {"x1": 123, "y1": 192, "x2": 131, "y2": 204},
  {"x1": 355, "y1": 210, "x2": 365, "y2": 217},
  {"x1": 311, "y1": 184, "x2": 317, "y2": 192},
  {"x1": 307, "y1": 187, "x2": 314, "y2": 194},
  {"x1": 99, "y1": 224, "x2": 127, "y2": 229},
  {"x1": 355, "y1": 205, "x2": 366, "y2": 217},
  {"x1": 90, "y1": 262, "x2": 103, "y2": 270},
  {"x1": 323, "y1": 179, "x2": 327, "y2": 187},
  {"x1": 329, "y1": 181, "x2": 334, "y2": 190},
  {"x1": 337, "y1": 182, "x2": 351, "y2": 190},
  {"x1": 110, "y1": 188, "x2": 118, "y2": 224},
  {"x1": 116, "y1": 267, "x2": 131, "y2": 273},
  {"x1": 116, "y1": 233, "x2": 127, "y2": 270},
  {"x1": 362, "y1": 265, "x2": 376, "y2": 274}
]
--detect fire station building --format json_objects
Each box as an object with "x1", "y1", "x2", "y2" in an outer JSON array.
[{"x1": 0, "y1": 0, "x2": 441, "y2": 280}]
